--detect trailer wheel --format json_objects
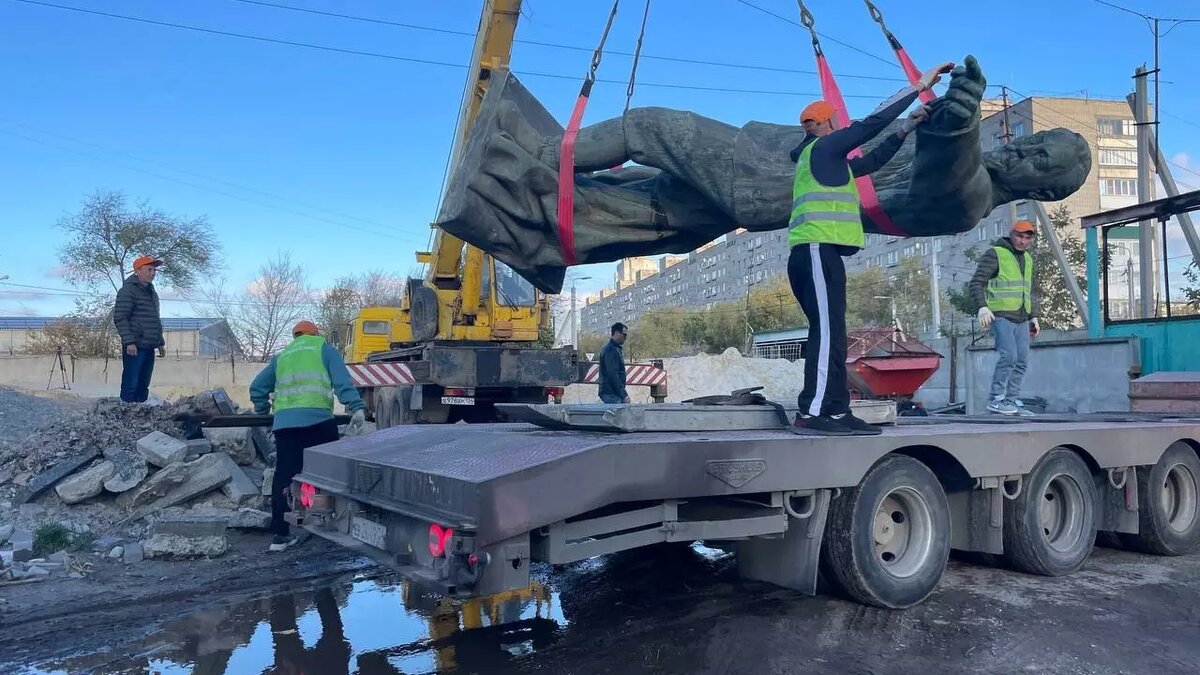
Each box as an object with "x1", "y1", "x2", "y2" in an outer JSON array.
[
  {"x1": 1003, "y1": 448, "x2": 1096, "y2": 576},
  {"x1": 821, "y1": 454, "x2": 950, "y2": 609},
  {"x1": 1127, "y1": 442, "x2": 1200, "y2": 556}
]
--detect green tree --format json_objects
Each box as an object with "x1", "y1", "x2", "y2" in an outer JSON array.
[
  {"x1": 578, "y1": 332, "x2": 607, "y2": 357},
  {"x1": 845, "y1": 267, "x2": 894, "y2": 330}
]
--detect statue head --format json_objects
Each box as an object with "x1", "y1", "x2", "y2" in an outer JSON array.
[{"x1": 985, "y1": 128, "x2": 1092, "y2": 204}]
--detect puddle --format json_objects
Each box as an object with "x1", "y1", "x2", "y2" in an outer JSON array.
[{"x1": 18, "y1": 576, "x2": 566, "y2": 675}]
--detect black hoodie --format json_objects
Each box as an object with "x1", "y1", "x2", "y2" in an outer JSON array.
[{"x1": 969, "y1": 237, "x2": 1038, "y2": 324}]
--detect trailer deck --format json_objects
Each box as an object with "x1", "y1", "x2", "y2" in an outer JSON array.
[{"x1": 292, "y1": 411, "x2": 1200, "y2": 609}]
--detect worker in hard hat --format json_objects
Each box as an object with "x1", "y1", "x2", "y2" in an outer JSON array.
[
  {"x1": 971, "y1": 220, "x2": 1040, "y2": 416},
  {"x1": 787, "y1": 62, "x2": 954, "y2": 436},
  {"x1": 250, "y1": 320, "x2": 367, "y2": 552}
]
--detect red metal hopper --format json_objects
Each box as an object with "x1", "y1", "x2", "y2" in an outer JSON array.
[{"x1": 846, "y1": 328, "x2": 942, "y2": 400}]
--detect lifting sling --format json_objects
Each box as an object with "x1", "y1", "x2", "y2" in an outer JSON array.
[
  {"x1": 557, "y1": 0, "x2": 652, "y2": 265},
  {"x1": 796, "y1": 0, "x2": 937, "y2": 237}
]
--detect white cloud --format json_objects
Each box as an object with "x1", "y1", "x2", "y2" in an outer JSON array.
[{"x1": 1171, "y1": 151, "x2": 1191, "y2": 169}]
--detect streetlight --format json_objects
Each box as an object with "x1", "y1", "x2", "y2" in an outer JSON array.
[
  {"x1": 874, "y1": 295, "x2": 900, "y2": 331},
  {"x1": 571, "y1": 275, "x2": 592, "y2": 348}
]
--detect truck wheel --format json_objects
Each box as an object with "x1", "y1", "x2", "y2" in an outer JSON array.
[
  {"x1": 1127, "y1": 442, "x2": 1200, "y2": 556},
  {"x1": 1003, "y1": 448, "x2": 1096, "y2": 576},
  {"x1": 374, "y1": 387, "x2": 396, "y2": 429},
  {"x1": 821, "y1": 454, "x2": 950, "y2": 609}
]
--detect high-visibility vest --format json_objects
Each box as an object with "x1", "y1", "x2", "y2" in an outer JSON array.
[
  {"x1": 788, "y1": 140, "x2": 864, "y2": 248},
  {"x1": 274, "y1": 334, "x2": 334, "y2": 411},
  {"x1": 986, "y1": 246, "x2": 1033, "y2": 313}
]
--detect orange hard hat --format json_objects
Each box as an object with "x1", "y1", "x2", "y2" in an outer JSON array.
[
  {"x1": 801, "y1": 101, "x2": 835, "y2": 124},
  {"x1": 132, "y1": 255, "x2": 163, "y2": 270},
  {"x1": 1012, "y1": 220, "x2": 1036, "y2": 234},
  {"x1": 292, "y1": 320, "x2": 319, "y2": 337}
]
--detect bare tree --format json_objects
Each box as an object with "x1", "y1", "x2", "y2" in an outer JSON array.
[
  {"x1": 354, "y1": 270, "x2": 407, "y2": 307},
  {"x1": 203, "y1": 253, "x2": 312, "y2": 361},
  {"x1": 58, "y1": 190, "x2": 221, "y2": 294},
  {"x1": 315, "y1": 282, "x2": 360, "y2": 352}
]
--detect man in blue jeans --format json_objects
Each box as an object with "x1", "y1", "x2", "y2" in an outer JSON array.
[
  {"x1": 598, "y1": 322, "x2": 629, "y2": 404},
  {"x1": 970, "y1": 220, "x2": 1040, "y2": 416},
  {"x1": 113, "y1": 255, "x2": 166, "y2": 402}
]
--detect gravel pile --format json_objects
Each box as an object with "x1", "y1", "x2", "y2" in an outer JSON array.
[
  {"x1": 0, "y1": 397, "x2": 186, "y2": 487},
  {"x1": 0, "y1": 387, "x2": 77, "y2": 444}
]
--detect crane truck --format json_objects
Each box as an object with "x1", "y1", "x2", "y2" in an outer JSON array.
[{"x1": 339, "y1": 1, "x2": 666, "y2": 425}]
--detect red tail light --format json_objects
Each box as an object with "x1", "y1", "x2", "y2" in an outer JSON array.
[
  {"x1": 428, "y1": 524, "x2": 455, "y2": 557},
  {"x1": 545, "y1": 387, "x2": 565, "y2": 397},
  {"x1": 444, "y1": 388, "x2": 468, "y2": 397},
  {"x1": 299, "y1": 482, "x2": 317, "y2": 508}
]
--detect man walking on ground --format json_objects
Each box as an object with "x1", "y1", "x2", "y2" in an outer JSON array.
[
  {"x1": 971, "y1": 220, "x2": 1040, "y2": 416},
  {"x1": 250, "y1": 320, "x2": 367, "y2": 551},
  {"x1": 113, "y1": 255, "x2": 166, "y2": 403},
  {"x1": 598, "y1": 322, "x2": 630, "y2": 404},
  {"x1": 787, "y1": 62, "x2": 953, "y2": 436}
]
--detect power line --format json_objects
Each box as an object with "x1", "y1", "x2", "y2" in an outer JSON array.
[
  {"x1": 10, "y1": 0, "x2": 896, "y2": 99},
  {"x1": 731, "y1": 0, "x2": 898, "y2": 67},
  {"x1": 0, "y1": 118, "x2": 421, "y2": 241},
  {"x1": 230, "y1": 0, "x2": 907, "y2": 83},
  {"x1": 0, "y1": 127, "x2": 429, "y2": 243}
]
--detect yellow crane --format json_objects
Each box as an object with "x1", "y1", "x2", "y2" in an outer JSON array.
[{"x1": 346, "y1": 0, "x2": 577, "y2": 426}]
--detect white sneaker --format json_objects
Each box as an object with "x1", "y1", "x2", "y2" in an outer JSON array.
[{"x1": 987, "y1": 399, "x2": 1019, "y2": 415}]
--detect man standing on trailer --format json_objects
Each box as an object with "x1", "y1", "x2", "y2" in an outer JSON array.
[
  {"x1": 598, "y1": 322, "x2": 630, "y2": 404},
  {"x1": 251, "y1": 320, "x2": 367, "y2": 552},
  {"x1": 971, "y1": 220, "x2": 1040, "y2": 416},
  {"x1": 787, "y1": 62, "x2": 953, "y2": 436}
]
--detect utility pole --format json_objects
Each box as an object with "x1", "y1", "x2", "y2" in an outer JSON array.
[
  {"x1": 1134, "y1": 66, "x2": 1157, "y2": 318},
  {"x1": 1000, "y1": 87, "x2": 1019, "y2": 229},
  {"x1": 571, "y1": 282, "x2": 578, "y2": 347}
]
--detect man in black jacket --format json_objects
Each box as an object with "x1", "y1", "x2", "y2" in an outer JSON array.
[
  {"x1": 598, "y1": 322, "x2": 629, "y2": 404},
  {"x1": 113, "y1": 255, "x2": 166, "y2": 403}
]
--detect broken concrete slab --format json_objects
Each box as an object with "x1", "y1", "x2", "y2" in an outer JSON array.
[
  {"x1": 185, "y1": 438, "x2": 214, "y2": 459},
  {"x1": 47, "y1": 550, "x2": 68, "y2": 563},
  {"x1": 55, "y1": 460, "x2": 115, "y2": 504},
  {"x1": 216, "y1": 454, "x2": 258, "y2": 505},
  {"x1": 143, "y1": 533, "x2": 228, "y2": 559},
  {"x1": 103, "y1": 447, "x2": 149, "y2": 494},
  {"x1": 108, "y1": 546, "x2": 124, "y2": 559},
  {"x1": 230, "y1": 508, "x2": 271, "y2": 530},
  {"x1": 250, "y1": 427, "x2": 275, "y2": 465},
  {"x1": 126, "y1": 454, "x2": 233, "y2": 521},
  {"x1": 91, "y1": 535, "x2": 122, "y2": 553},
  {"x1": 18, "y1": 503, "x2": 45, "y2": 521},
  {"x1": 119, "y1": 461, "x2": 193, "y2": 510},
  {"x1": 202, "y1": 427, "x2": 255, "y2": 466},
  {"x1": 18, "y1": 450, "x2": 102, "y2": 503},
  {"x1": 137, "y1": 431, "x2": 189, "y2": 468},
  {"x1": 261, "y1": 466, "x2": 275, "y2": 496},
  {"x1": 11, "y1": 530, "x2": 33, "y2": 563},
  {"x1": 151, "y1": 514, "x2": 228, "y2": 539},
  {"x1": 123, "y1": 541, "x2": 144, "y2": 564},
  {"x1": 0, "y1": 523, "x2": 13, "y2": 546},
  {"x1": 242, "y1": 466, "x2": 265, "y2": 489}
]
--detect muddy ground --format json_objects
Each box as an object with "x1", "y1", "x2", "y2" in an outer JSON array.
[{"x1": 4, "y1": 539, "x2": 1199, "y2": 674}]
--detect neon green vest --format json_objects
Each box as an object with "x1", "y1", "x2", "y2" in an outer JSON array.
[
  {"x1": 788, "y1": 141, "x2": 864, "y2": 248},
  {"x1": 274, "y1": 334, "x2": 334, "y2": 411},
  {"x1": 986, "y1": 246, "x2": 1033, "y2": 313}
]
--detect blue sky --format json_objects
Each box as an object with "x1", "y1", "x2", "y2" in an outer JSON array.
[{"x1": 2, "y1": 0, "x2": 1199, "y2": 317}]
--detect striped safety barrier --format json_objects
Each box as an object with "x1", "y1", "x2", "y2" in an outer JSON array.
[
  {"x1": 347, "y1": 362, "x2": 416, "y2": 388},
  {"x1": 583, "y1": 363, "x2": 668, "y2": 387}
]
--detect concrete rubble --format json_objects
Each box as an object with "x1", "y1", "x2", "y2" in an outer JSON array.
[{"x1": 1, "y1": 387, "x2": 282, "y2": 580}]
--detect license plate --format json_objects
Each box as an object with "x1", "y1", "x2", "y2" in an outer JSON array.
[
  {"x1": 441, "y1": 396, "x2": 475, "y2": 406},
  {"x1": 350, "y1": 515, "x2": 388, "y2": 550}
]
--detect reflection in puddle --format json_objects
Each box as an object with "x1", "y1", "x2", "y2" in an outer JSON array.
[{"x1": 31, "y1": 577, "x2": 564, "y2": 675}]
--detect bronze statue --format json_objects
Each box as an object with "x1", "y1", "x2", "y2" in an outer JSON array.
[{"x1": 435, "y1": 56, "x2": 1091, "y2": 294}]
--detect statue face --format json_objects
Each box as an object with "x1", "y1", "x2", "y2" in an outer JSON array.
[{"x1": 987, "y1": 128, "x2": 1092, "y2": 201}]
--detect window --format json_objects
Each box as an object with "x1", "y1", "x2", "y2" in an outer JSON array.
[
  {"x1": 934, "y1": 239, "x2": 943, "y2": 252},
  {"x1": 362, "y1": 321, "x2": 389, "y2": 335},
  {"x1": 1099, "y1": 148, "x2": 1137, "y2": 167},
  {"x1": 1098, "y1": 117, "x2": 1136, "y2": 137},
  {"x1": 1011, "y1": 121, "x2": 1026, "y2": 137},
  {"x1": 886, "y1": 251, "x2": 899, "y2": 265},
  {"x1": 1100, "y1": 178, "x2": 1138, "y2": 196},
  {"x1": 994, "y1": 222, "x2": 1004, "y2": 237},
  {"x1": 977, "y1": 228, "x2": 987, "y2": 241}
]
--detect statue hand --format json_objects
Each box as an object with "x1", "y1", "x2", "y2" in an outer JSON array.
[{"x1": 937, "y1": 55, "x2": 987, "y2": 130}]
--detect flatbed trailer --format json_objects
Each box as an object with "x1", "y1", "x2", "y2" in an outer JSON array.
[{"x1": 288, "y1": 409, "x2": 1200, "y2": 608}]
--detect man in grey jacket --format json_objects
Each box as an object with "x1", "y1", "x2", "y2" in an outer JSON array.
[
  {"x1": 113, "y1": 255, "x2": 165, "y2": 403},
  {"x1": 969, "y1": 221, "x2": 1040, "y2": 416},
  {"x1": 598, "y1": 323, "x2": 629, "y2": 404}
]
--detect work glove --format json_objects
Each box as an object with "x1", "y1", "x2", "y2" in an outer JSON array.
[
  {"x1": 917, "y1": 62, "x2": 955, "y2": 92},
  {"x1": 901, "y1": 105, "x2": 931, "y2": 134},
  {"x1": 977, "y1": 307, "x2": 995, "y2": 329},
  {"x1": 1030, "y1": 318, "x2": 1041, "y2": 336},
  {"x1": 346, "y1": 409, "x2": 367, "y2": 436}
]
